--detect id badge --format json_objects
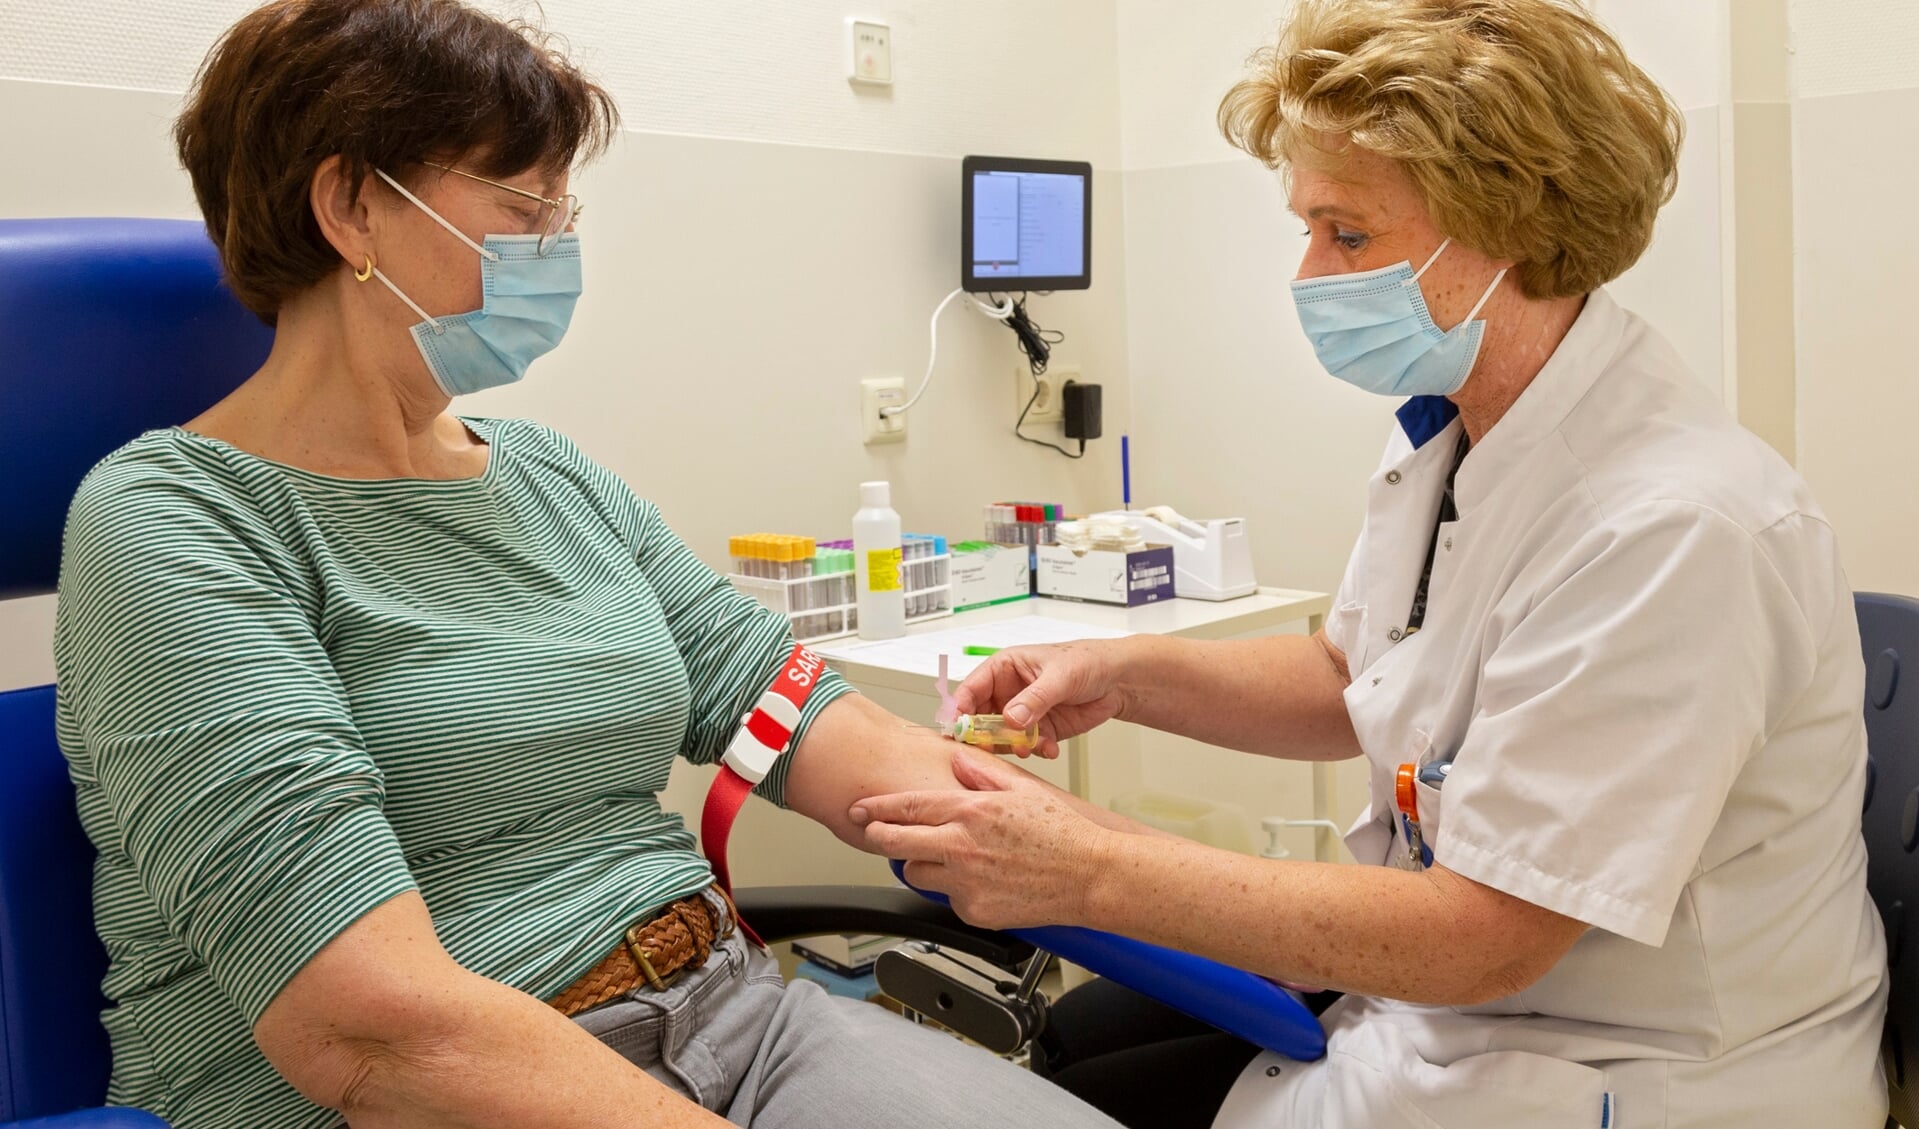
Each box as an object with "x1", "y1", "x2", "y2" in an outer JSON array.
[{"x1": 1393, "y1": 813, "x2": 1428, "y2": 871}]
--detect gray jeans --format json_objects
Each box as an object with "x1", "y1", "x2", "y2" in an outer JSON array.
[{"x1": 572, "y1": 910, "x2": 1121, "y2": 1127}]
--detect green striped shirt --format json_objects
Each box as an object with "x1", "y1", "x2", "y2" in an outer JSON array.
[{"x1": 53, "y1": 418, "x2": 851, "y2": 1128}]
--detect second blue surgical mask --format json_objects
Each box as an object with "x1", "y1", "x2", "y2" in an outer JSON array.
[
  {"x1": 371, "y1": 169, "x2": 582, "y2": 397},
  {"x1": 1290, "y1": 239, "x2": 1506, "y2": 398}
]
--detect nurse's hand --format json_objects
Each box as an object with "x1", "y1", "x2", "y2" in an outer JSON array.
[
  {"x1": 851, "y1": 748, "x2": 1115, "y2": 930},
  {"x1": 954, "y1": 641, "x2": 1133, "y2": 759}
]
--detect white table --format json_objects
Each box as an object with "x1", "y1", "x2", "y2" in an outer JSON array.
[{"x1": 815, "y1": 587, "x2": 1338, "y2": 861}]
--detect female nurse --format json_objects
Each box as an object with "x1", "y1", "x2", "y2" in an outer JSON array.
[{"x1": 852, "y1": 1, "x2": 1888, "y2": 1125}]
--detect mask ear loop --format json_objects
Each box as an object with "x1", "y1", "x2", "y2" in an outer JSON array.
[
  {"x1": 1413, "y1": 238, "x2": 1452, "y2": 280},
  {"x1": 1414, "y1": 236, "x2": 1509, "y2": 331},
  {"x1": 374, "y1": 168, "x2": 502, "y2": 262},
  {"x1": 365, "y1": 167, "x2": 504, "y2": 336},
  {"x1": 369, "y1": 265, "x2": 444, "y2": 335},
  {"x1": 1459, "y1": 267, "x2": 1508, "y2": 327}
]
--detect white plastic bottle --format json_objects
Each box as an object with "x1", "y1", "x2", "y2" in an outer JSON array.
[{"x1": 853, "y1": 480, "x2": 906, "y2": 640}]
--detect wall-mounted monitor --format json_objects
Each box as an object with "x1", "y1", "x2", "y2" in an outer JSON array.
[{"x1": 961, "y1": 155, "x2": 1092, "y2": 293}]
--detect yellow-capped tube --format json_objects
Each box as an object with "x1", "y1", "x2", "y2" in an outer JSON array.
[{"x1": 944, "y1": 713, "x2": 1042, "y2": 752}]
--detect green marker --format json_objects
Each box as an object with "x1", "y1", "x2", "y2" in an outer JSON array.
[{"x1": 963, "y1": 646, "x2": 1001, "y2": 657}]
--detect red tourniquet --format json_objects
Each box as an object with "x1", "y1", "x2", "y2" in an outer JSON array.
[{"x1": 700, "y1": 644, "x2": 830, "y2": 946}]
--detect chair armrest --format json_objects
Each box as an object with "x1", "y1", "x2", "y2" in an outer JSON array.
[
  {"x1": 734, "y1": 885, "x2": 1036, "y2": 969},
  {"x1": 2, "y1": 1109, "x2": 169, "y2": 1128}
]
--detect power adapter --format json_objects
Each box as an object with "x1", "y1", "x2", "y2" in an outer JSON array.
[{"x1": 1062, "y1": 381, "x2": 1103, "y2": 442}]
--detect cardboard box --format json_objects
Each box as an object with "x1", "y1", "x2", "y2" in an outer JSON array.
[
  {"x1": 950, "y1": 542, "x2": 1033, "y2": 612},
  {"x1": 1034, "y1": 543, "x2": 1176, "y2": 607}
]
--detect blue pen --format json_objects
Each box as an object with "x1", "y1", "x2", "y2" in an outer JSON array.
[{"x1": 1121, "y1": 434, "x2": 1131, "y2": 511}]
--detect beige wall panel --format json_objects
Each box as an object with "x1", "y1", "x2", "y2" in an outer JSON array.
[
  {"x1": 1604, "y1": 106, "x2": 1729, "y2": 395},
  {"x1": 1792, "y1": 89, "x2": 1919, "y2": 595}
]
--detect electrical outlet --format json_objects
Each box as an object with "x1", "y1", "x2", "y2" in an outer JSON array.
[
  {"x1": 1014, "y1": 363, "x2": 1075, "y2": 426},
  {"x1": 861, "y1": 377, "x2": 907, "y2": 444},
  {"x1": 847, "y1": 19, "x2": 892, "y2": 85}
]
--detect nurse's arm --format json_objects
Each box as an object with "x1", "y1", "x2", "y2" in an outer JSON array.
[
  {"x1": 1080, "y1": 834, "x2": 1587, "y2": 1007},
  {"x1": 1120, "y1": 630, "x2": 1361, "y2": 760},
  {"x1": 857, "y1": 757, "x2": 1581, "y2": 1007}
]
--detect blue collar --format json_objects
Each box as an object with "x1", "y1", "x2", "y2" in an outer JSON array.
[{"x1": 1396, "y1": 395, "x2": 1459, "y2": 449}]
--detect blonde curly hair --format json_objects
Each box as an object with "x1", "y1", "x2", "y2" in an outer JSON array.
[{"x1": 1219, "y1": 0, "x2": 1683, "y2": 299}]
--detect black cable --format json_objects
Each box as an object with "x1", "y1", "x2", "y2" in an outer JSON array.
[
  {"x1": 1001, "y1": 294, "x2": 1057, "y2": 374},
  {"x1": 1000, "y1": 294, "x2": 1083, "y2": 458},
  {"x1": 1017, "y1": 380, "x2": 1085, "y2": 458}
]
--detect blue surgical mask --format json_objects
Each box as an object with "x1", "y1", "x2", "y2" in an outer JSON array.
[
  {"x1": 1290, "y1": 239, "x2": 1506, "y2": 398},
  {"x1": 370, "y1": 169, "x2": 582, "y2": 397}
]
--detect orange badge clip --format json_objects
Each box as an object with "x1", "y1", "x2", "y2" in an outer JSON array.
[{"x1": 1395, "y1": 763, "x2": 1420, "y2": 825}]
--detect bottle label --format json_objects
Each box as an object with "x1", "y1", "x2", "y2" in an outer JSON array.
[{"x1": 867, "y1": 547, "x2": 903, "y2": 593}]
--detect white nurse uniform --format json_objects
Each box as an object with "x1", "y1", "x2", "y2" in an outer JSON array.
[{"x1": 1216, "y1": 290, "x2": 1887, "y2": 1128}]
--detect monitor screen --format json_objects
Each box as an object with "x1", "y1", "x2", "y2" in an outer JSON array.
[{"x1": 961, "y1": 156, "x2": 1092, "y2": 292}]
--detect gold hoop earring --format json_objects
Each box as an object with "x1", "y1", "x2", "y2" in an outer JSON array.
[{"x1": 354, "y1": 254, "x2": 375, "y2": 283}]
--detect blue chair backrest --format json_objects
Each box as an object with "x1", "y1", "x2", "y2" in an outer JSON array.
[
  {"x1": 0, "y1": 218, "x2": 268, "y2": 1120},
  {"x1": 0, "y1": 218, "x2": 272, "y2": 599},
  {"x1": 0, "y1": 685, "x2": 107, "y2": 1121},
  {"x1": 1858, "y1": 591, "x2": 1919, "y2": 1126}
]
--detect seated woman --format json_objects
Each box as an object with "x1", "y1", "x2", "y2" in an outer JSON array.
[{"x1": 51, "y1": 2, "x2": 1125, "y2": 1127}]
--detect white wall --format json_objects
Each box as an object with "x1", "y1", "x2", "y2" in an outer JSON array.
[
  {"x1": 1790, "y1": 0, "x2": 1919, "y2": 101},
  {"x1": 1789, "y1": 0, "x2": 1919, "y2": 596},
  {"x1": 0, "y1": 0, "x2": 1124, "y2": 164}
]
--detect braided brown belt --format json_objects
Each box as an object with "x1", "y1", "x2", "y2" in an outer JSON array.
[{"x1": 548, "y1": 890, "x2": 734, "y2": 1018}]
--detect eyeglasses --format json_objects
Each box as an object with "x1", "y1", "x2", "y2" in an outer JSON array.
[{"x1": 423, "y1": 161, "x2": 582, "y2": 257}]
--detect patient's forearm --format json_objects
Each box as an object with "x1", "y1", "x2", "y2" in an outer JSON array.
[
  {"x1": 785, "y1": 695, "x2": 1168, "y2": 848},
  {"x1": 332, "y1": 972, "x2": 730, "y2": 1129},
  {"x1": 783, "y1": 695, "x2": 969, "y2": 847},
  {"x1": 256, "y1": 894, "x2": 730, "y2": 1129}
]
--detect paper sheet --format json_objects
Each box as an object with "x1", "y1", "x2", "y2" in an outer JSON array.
[{"x1": 813, "y1": 615, "x2": 1134, "y2": 678}]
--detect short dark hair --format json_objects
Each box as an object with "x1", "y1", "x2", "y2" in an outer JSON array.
[{"x1": 175, "y1": 0, "x2": 620, "y2": 324}]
